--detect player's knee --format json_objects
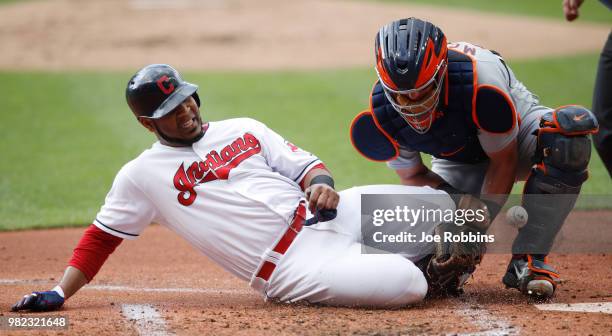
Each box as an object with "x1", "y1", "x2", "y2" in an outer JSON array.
[
  {"x1": 348, "y1": 257, "x2": 428, "y2": 308},
  {"x1": 404, "y1": 268, "x2": 428, "y2": 303},
  {"x1": 388, "y1": 262, "x2": 428, "y2": 307},
  {"x1": 532, "y1": 106, "x2": 598, "y2": 189}
]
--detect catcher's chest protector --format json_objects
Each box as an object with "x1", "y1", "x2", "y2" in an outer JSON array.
[{"x1": 370, "y1": 50, "x2": 488, "y2": 164}]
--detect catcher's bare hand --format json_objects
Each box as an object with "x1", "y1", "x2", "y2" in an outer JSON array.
[{"x1": 305, "y1": 184, "x2": 339, "y2": 214}]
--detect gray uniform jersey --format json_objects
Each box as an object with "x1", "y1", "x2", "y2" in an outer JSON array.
[{"x1": 387, "y1": 42, "x2": 551, "y2": 193}]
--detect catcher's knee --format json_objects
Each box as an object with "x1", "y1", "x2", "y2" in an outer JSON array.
[
  {"x1": 530, "y1": 105, "x2": 598, "y2": 191},
  {"x1": 515, "y1": 106, "x2": 598, "y2": 255}
]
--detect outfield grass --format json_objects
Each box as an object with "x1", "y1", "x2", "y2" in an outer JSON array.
[
  {"x1": 373, "y1": 0, "x2": 612, "y2": 23},
  {"x1": 0, "y1": 0, "x2": 28, "y2": 4},
  {"x1": 0, "y1": 53, "x2": 610, "y2": 230}
]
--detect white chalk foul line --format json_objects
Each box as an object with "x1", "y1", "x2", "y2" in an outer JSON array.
[
  {"x1": 87, "y1": 284, "x2": 253, "y2": 295},
  {"x1": 535, "y1": 302, "x2": 612, "y2": 314},
  {"x1": 0, "y1": 279, "x2": 253, "y2": 295},
  {"x1": 128, "y1": 0, "x2": 224, "y2": 10},
  {"x1": 0, "y1": 279, "x2": 50, "y2": 285},
  {"x1": 122, "y1": 304, "x2": 174, "y2": 336},
  {"x1": 454, "y1": 302, "x2": 520, "y2": 336}
]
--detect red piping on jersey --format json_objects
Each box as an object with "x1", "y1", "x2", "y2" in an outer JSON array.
[
  {"x1": 68, "y1": 224, "x2": 123, "y2": 282},
  {"x1": 298, "y1": 163, "x2": 329, "y2": 190}
]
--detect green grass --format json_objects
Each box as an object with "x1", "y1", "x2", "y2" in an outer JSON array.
[
  {"x1": 372, "y1": 0, "x2": 612, "y2": 23},
  {"x1": 1, "y1": 53, "x2": 610, "y2": 230},
  {"x1": 0, "y1": 0, "x2": 29, "y2": 4}
]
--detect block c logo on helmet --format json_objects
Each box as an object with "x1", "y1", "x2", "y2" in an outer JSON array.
[{"x1": 156, "y1": 75, "x2": 175, "y2": 95}]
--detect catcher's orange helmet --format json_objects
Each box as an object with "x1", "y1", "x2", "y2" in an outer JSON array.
[{"x1": 375, "y1": 18, "x2": 448, "y2": 134}]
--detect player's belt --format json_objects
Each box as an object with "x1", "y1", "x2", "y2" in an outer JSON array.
[{"x1": 255, "y1": 202, "x2": 306, "y2": 282}]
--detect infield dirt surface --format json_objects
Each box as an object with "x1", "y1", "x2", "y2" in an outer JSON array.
[
  {"x1": 0, "y1": 0, "x2": 611, "y2": 335},
  {"x1": 0, "y1": 0, "x2": 610, "y2": 71},
  {"x1": 1, "y1": 211, "x2": 611, "y2": 335}
]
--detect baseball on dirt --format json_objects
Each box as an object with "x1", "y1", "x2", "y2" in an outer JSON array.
[{"x1": 506, "y1": 206, "x2": 528, "y2": 228}]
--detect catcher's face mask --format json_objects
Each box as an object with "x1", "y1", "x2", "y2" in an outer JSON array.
[{"x1": 378, "y1": 60, "x2": 447, "y2": 134}]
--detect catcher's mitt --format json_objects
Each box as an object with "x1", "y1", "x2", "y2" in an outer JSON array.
[
  {"x1": 425, "y1": 182, "x2": 497, "y2": 296},
  {"x1": 425, "y1": 222, "x2": 486, "y2": 296}
]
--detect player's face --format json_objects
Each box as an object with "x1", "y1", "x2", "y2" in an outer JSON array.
[
  {"x1": 141, "y1": 96, "x2": 204, "y2": 147},
  {"x1": 392, "y1": 83, "x2": 436, "y2": 114},
  {"x1": 381, "y1": 60, "x2": 447, "y2": 134}
]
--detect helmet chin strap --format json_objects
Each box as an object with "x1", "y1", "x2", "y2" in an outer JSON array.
[{"x1": 152, "y1": 122, "x2": 204, "y2": 147}]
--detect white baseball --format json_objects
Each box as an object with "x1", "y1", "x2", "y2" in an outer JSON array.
[{"x1": 506, "y1": 206, "x2": 528, "y2": 228}]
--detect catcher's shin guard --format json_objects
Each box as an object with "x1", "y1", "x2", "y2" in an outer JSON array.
[
  {"x1": 502, "y1": 255, "x2": 559, "y2": 299},
  {"x1": 505, "y1": 106, "x2": 597, "y2": 299},
  {"x1": 512, "y1": 106, "x2": 598, "y2": 256}
]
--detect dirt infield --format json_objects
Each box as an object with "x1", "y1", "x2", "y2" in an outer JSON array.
[
  {"x1": 1, "y1": 211, "x2": 611, "y2": 335},
  {"x1": 1, "y1": 1, "x2": 611, "y2": 335},
  {"x1": 0, "y1": 0, "x2": 609, "y2": 71}
]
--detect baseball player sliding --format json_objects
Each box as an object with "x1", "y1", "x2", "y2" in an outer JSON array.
[
  {"x1": 351, "y1": 18, "x2": 599, "y2": 299},
  {"x1": 12, "y1": 64, "x2": 477, "y2": 312}
]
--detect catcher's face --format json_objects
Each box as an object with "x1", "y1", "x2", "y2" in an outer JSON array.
[
  {"x1": 380, "y1": 60, "x2": 447, "y2": 134},
  {"x1": 139, "y1": 96, "x2": 204, "y2": 147}
]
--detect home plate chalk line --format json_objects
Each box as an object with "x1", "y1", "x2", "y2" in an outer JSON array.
[
  {"x1": 122, "y1": 304, "x2": 174, "y2": 336},
  {"x1": 535, "y1": 302, "x2": 612, "y2": 314},
  {"x1": 454, "y1": 302, "x2": 520, "y2": 336}
]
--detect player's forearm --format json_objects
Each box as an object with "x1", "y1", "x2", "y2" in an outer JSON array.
[
  {"x1": 302, "y1": 167, "x2": 333, "y2": 189},
  {"x1": 398, "y1": 165, "x2": 445, "y2": 188},
  {"x1": 303, "y1": 166, "x2": 339, "y2": 214},
  {"x1": 480, "y1": 153, "x2": 517, "y2": 207},
  {"x1": 65, "y1": 224, "x2": 123, "y2": 293},
  {"x1": 58, "y1": 266, "x2": 88, "y2": 299}
]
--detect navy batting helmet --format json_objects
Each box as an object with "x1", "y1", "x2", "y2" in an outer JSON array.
[
  {"x1": 126, "y1": 64, "x2": 200, "y2": 119},
  {"x1": 375, "y1": 18, "x2": 448, "y2": 133}
]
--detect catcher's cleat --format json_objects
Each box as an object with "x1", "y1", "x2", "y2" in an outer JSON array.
[{"x1": 502, "y1": 255, "x2": 559, "y2": 299}]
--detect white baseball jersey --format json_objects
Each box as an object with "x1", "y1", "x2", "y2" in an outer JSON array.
[
  {"x1": 94, "y1": 118, "x2": 321, "y2": 281},
  {"x1": 94, "y1": 117, "x2": 455, "y2": 307}
]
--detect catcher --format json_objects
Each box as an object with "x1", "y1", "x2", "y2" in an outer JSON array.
[{"x1": 351, "y1": 18, "x2": 598, "y2": 298}]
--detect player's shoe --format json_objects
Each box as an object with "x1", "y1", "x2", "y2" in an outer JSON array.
[{"x1": 502, "y1": 254, "x2": 559, "y2": 299}]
